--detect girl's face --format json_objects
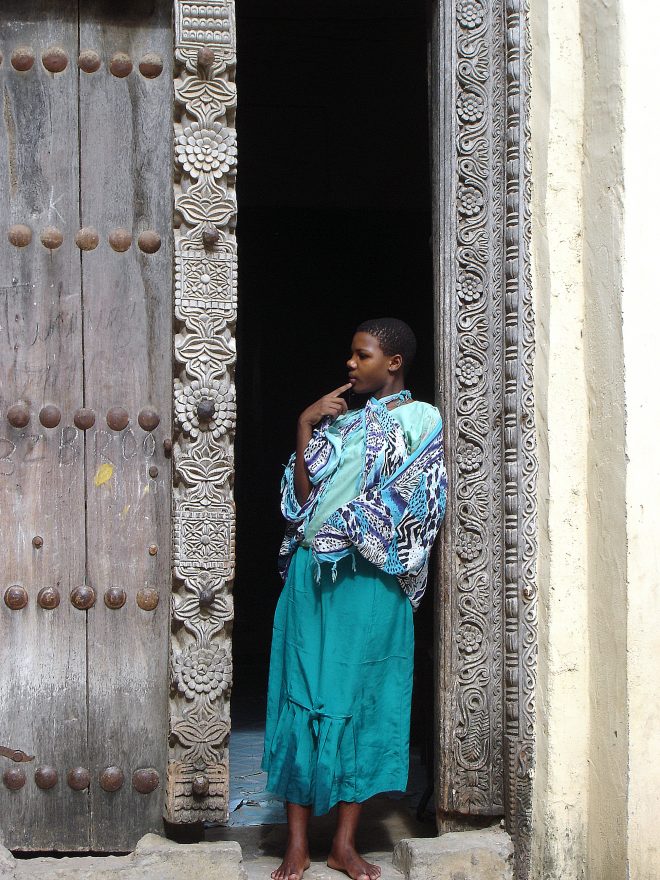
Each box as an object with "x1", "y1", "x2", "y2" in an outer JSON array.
[{"x1": 346, "y1": 332, "x2": 402, "y2": 396}]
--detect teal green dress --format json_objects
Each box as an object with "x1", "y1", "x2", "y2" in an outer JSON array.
[{"x1": 262, "y1": 402, "x2": 440, "y2": 815}]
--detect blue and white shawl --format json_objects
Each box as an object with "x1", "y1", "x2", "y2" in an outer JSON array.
[{"x1": 279, "y1": 392, "x2": 447, "y2": 608}]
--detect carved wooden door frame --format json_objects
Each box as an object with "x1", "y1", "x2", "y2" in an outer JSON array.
[
  {"x1": 430, "y1": 1, "x2": 536, "y2": 876},
  {"x1": 167, "y1": 1, "x2": 536, "y2": 877}
]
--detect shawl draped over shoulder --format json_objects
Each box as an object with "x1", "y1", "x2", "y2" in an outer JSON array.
[{"x1": 279, "y1": 393, "x2": 448, "y2": 608}]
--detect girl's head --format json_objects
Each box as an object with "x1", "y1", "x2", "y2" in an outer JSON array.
[{"x1": 347, "y1": 317, "x2": 417, "y2": 396}]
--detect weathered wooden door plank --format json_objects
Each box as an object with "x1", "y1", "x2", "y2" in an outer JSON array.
[
  {"x1": 0, "y1": 1, "x2": 89, "y2": 850},
  {"x1": 79, "y1": 0, "x2": 173, "y2": 851}
]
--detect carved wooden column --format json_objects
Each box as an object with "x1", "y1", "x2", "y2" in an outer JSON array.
[
  {"x1": 433, "y1": 0, "x2": 507, "y2": 820},
  {"x1": 167, "y1": 0, "x2": 237, "y2": 823},
  {"x1": 430, "y1": 0, "x2": 536, "y2": 876}
]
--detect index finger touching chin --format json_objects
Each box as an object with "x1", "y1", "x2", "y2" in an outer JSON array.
[{"x1": 330, "y1": 382, "x2": 352, "y2": 395}]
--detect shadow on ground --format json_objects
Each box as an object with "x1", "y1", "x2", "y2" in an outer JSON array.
[{"x1": 207, "y1": 792, "x2": 436, "y2": 863}]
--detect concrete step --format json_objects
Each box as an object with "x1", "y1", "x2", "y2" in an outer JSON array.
[
  {"x1": 0, "y1": 835, "x2": 247, "y2": 880},
  {"x1": 1, "y1": 830, "x2": 514, "y2": 880},
  {"x1": 393, "y1": 828, "x2": 514, "y2": 880}
]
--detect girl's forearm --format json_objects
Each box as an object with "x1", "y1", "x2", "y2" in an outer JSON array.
[
  {"x1": 293, "y1": 385, "x2": 349, "y2": 505},
  {"x1": 294, "y1": 419, "x2": 313, "y2": 505}
]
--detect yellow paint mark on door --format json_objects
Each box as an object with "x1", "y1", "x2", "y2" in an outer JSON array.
[{"x1": 94, "y1": 463, "x2": 114, "y2": 486}]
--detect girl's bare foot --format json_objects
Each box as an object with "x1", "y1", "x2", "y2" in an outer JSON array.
[
  {"x1": 273, "y1": 802, "x2": 312, "y2": 879},
  {"x1": 327, "y1": 842, "x2": 382, "y2": 880},
  {"x1": 271, "y1": 840, "x2": 311, "y2": 880}
]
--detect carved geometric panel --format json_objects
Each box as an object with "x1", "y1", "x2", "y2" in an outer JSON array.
[
  {"x1": 175, "y1": 1, "x2": 236, "y2": 68},
  {"x1": 166, "y1": 760, "x2": 229, "y2": 823},
  {"x1": 173, "y1": 503, "x2": 236, "y2": 575},
  {"x1": 175, "y1": 246, "x2": 237, "y2": 318}
]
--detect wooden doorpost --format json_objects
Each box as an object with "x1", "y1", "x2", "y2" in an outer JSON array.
[
  {"x1": 168, "y1": 0, "x2": 238, "y2": 824},
  {"x1": 429, "y1": 0, "x2": 536, "y2": 875}
]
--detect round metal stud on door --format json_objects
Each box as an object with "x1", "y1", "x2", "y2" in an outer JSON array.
[
  {"x1": 108, "y1": 228, "x2": 132, "y2": 252},
  {"x1": 196, "y1": 398, "x2": 215, "y2": 421},
  {"x1": 7, "y1": 224, "x2": 32, "y2": 247},
  {"x1": 34, "y1": 766, "x2": 58, "y2": 790},
  {"x1": 4, "y1": 586, "x2": 28, "y2": 610},
  {"x1": 32, "y1": 535, "x2": 44, "y2": 549},
  {"x1": 196, "y1": 46, "x2": 215, "y2": 70},
  {"x1": 40, "y1": 227, "x2": 63, "y2": 249},
  {"x1": 37, "y1": 587, "x2": 60, "y2": 610},
  {"x1": 192, "y1": 774, "x2": 209, "y2": 797},
  {"x1": 109, "y1": 52, "x2": 132, "y2": 77},
  {"x1": 74, "y1": 408, "x2": 96, "y2": 430},
  {"x1": 137, "y1": 231, "x2": 161, "y2": 254},
  {"x1": 67, "y1": 768, "x2": 90, "y2": 791},
  {"x1": 11, "y1": 47, "x2": 34, "y2": 71},
  {"x1": 42, "y1": 47, "x2": 68, "y2": 73},
  {"x1": 106, "y1": 407, "x2": 129, "y2": 431},
  {"x1": 39, "y1": 405, "x2": 61, "y2": 428},
  {"x1": 75, "y1": 227, "x2": 100, "y2": 251},
  {"x1": 3, "y1": 767, "x2": 26, "y2": 790},
  {"x1": 132, "y1": 768, "x2": 159, "y2": 794},
  {"x1": 138, "y1": 408, "x2": 160, "y2": 431},
  {"x1": 104, "y1": 588, "x2": 126, "y2": 610},
  {"x1": 202, "y1": 225, "x2": 220, "y2": 248},
  {"x1": 78, "y1": 49, "x2": 101, "y2": 73},
  {"x1": 7, "y1": 403, "x2": 30, "y2": 428},
  {"x1": 70, "y1": 585, "x2": 96, "y2": 610},
  {"x1": 138, "y1": 53, "x2": 163, "y2": 78},
  {"x1": 136, "y1": 589, "x2": 159, "y2": 611},
  {"x1": 99, "y1": 767, "x2": 124, "y2": 792},
  {"x1": 198, "y1": 589, "x2": 214, "y2": 609}
]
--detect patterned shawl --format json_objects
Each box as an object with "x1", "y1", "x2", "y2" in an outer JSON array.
[{"x1": 279, "y1": 392, "x2": 447, "y2": 608}]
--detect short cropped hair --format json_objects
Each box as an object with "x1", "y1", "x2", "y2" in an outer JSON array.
[{"x1": 355, "y1": 317, "x2": 417, "y2": 375}]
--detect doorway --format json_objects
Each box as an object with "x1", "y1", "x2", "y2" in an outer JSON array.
[{"x1": 231, "y1": 0, "x2": 435, "y2": 826}]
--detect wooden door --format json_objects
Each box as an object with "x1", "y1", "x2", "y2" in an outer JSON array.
[{"x1": 0, "y1": 0, "x2": 172, "y2": 851}]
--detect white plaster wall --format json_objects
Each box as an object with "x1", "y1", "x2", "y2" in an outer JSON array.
[
  {"x1": 530, "y1": 0, "x2": 591, "y2": 874},
  {"x1": 530, "y1": 0, "x2": 660, "y2": 877},
  {"x1": 580, "y1": 0, "x2": 628, "y2": 874},
  {"x1": 621, "y1": 3, "x2": 660, "y2": 877}
]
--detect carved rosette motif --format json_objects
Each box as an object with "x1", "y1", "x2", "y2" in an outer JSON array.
[{"x1": 169, "y1": 0, "x2": 237, "y2": 824}]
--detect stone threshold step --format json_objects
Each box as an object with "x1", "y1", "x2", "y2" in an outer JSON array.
[{"x1": 1, "y1": 828, "x2": 513, "y2": 880}]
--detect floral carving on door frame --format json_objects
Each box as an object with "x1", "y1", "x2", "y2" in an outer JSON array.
[{"x1": 169, "y1": 0, "x2": 237, "y2": 823}]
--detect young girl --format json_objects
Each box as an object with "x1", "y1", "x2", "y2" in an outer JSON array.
[{"x1": 262, "y1": 318, "x2": 447, "y2": 880}]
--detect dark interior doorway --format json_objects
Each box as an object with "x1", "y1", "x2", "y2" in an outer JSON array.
[{"x1": 232, "y1": 0, "x2": 434, "y2": 819}]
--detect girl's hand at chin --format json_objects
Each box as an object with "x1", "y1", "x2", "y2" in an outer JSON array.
[{"x1": 299, "y1": 383, "x2": 352, "y2": 427}]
